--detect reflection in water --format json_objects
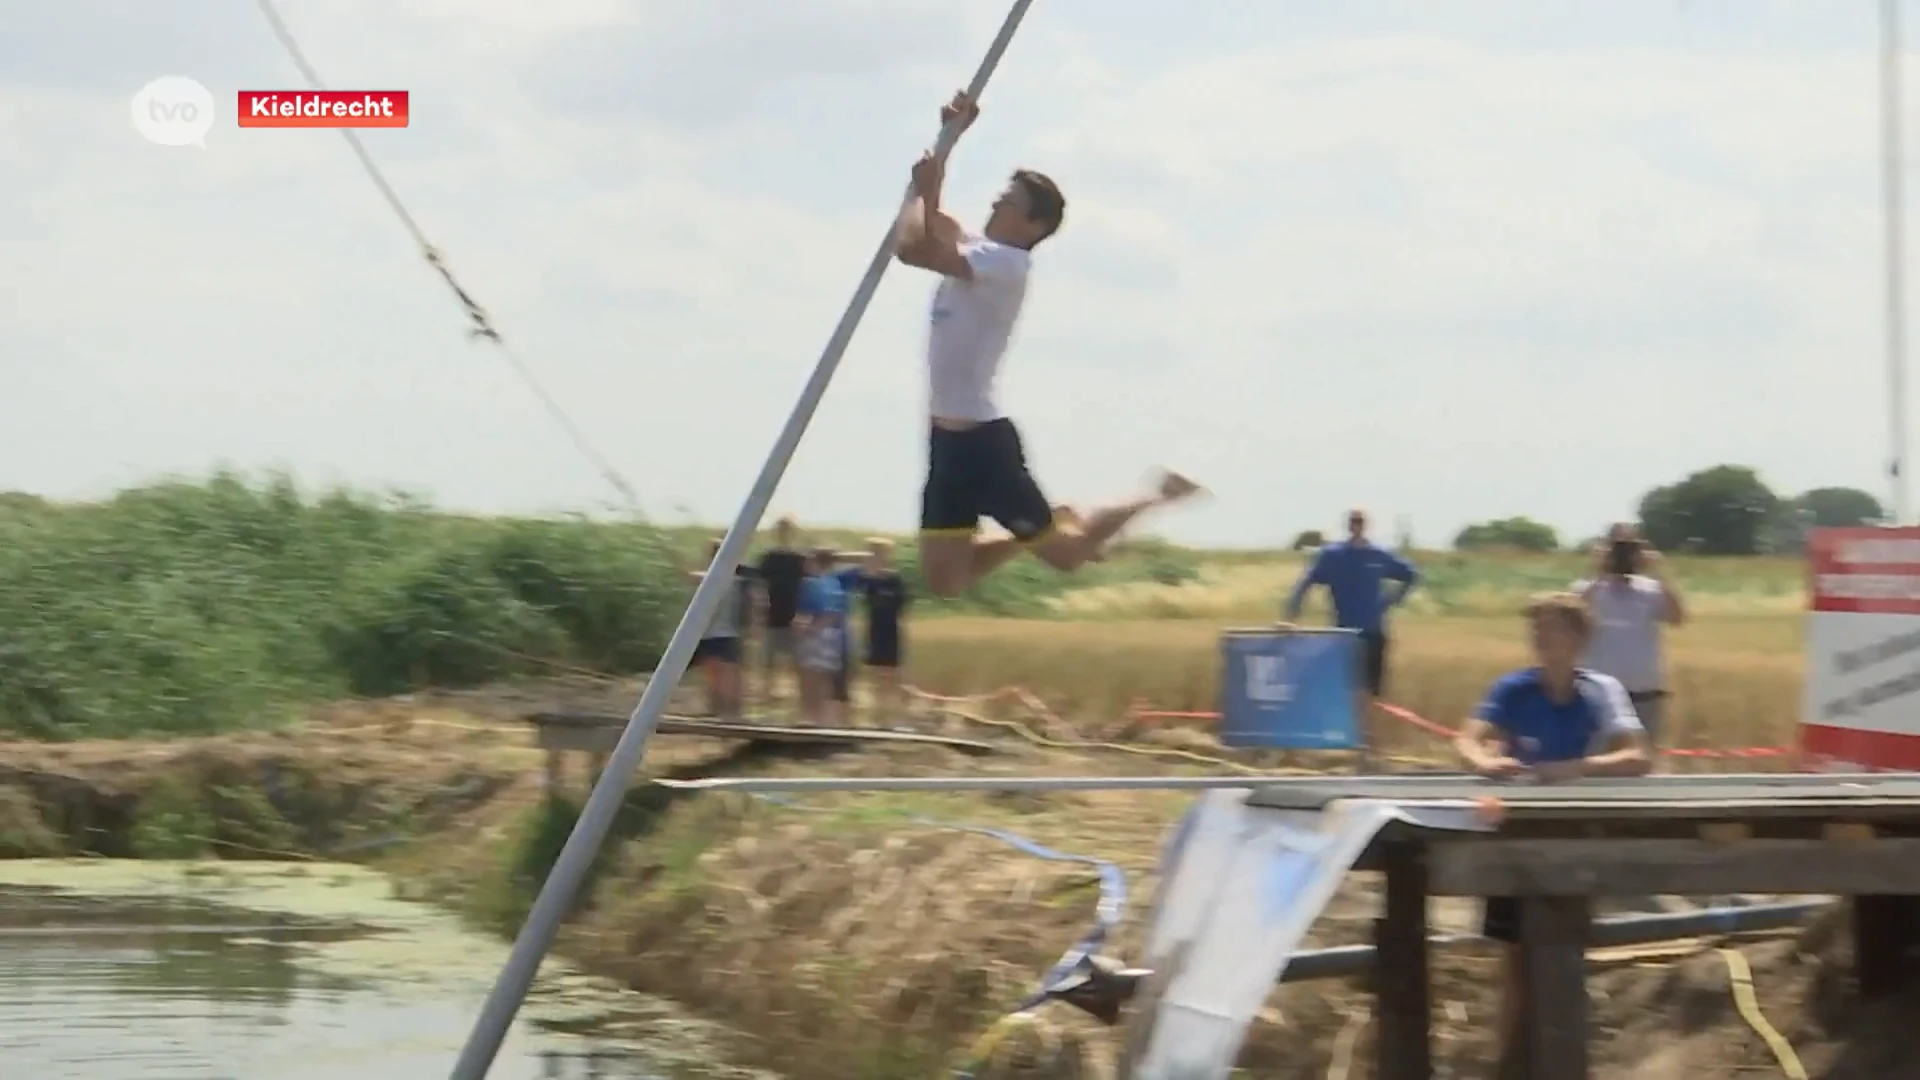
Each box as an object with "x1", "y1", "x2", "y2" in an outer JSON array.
[
  {"x1": 539, "y1": 1050, "x2": 666, "y2": 1078},
  {"x1": 0, "y1": 867, "x2": 765, "y2": 1080}
]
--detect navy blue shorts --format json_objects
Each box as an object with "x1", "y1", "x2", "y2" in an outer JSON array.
[
  {"x1": 692, "y1": 637, "x2": 740, "y2": 665},
  {"x1": 867, "y1": 626, "x2": 902, "y2": 668},
  {"x1": 920, "y1": 419, "x2": 1054, "y2": 542}
]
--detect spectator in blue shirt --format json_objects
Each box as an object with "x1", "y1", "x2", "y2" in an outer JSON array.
[
  {"x1": 1453, "y1": 592, "x2": 1650, "y2": 1073},
  {"x1": 825, "y1": 554, "x2": 866, "y2": 718},
  {"x1": 796, "y1": 547, "x2": 863, "y2": 724},
  {"x1": 1281, "y1": 509, "x2": 1420, "y2": 739}
]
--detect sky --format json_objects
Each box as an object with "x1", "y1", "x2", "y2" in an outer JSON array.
[{"x1": 0, "y1": 0, "x2": 1909, "y2": 549}]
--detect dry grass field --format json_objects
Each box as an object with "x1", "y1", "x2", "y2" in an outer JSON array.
[{"x1": 899, "y1": 551, "x2": 1808, "y2": 762}]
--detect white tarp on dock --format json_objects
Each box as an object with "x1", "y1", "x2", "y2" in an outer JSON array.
[{"x1": 1120, "y1": 790, "x2": 1487, "y2": 1080}]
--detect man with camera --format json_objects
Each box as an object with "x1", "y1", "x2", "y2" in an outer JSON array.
[{"x1": 1571, "y1": 523, "x2": 1686, "y2": 751}]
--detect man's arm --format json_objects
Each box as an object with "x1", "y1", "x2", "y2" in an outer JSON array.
[
  {"x1": 896, "y1": 93, "x2": 982, "y2": 277},
  {"x1": 1457, "y1": 675, "x2": 1527, "y2": 778},
  {"x1": 1384, "y1": 551, "x2": 1420, "y2": 607},
  {"x1": 1644, "y1": 552, "x2": 1685, "y2": 626},
  {"x1": 1454, "y1": 717, "x2": 1520, "y2": 777},
  {"x1": 895, "y1": 194, "x2": 968, "y2": 272},
  {"x1": 1281, "y1": 550, "x2": 1326, "y2": 621},
  {"x1": 896, "y1": 163, "x2": 981, "y2": 280},
  {"x1": 1578, "y1": 726, "x2": 1652, "y2": 776}
]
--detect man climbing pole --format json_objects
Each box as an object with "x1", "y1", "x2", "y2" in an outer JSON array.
[{"x1": 894, "y1": 89, "x2": 1202, "y2": 599}]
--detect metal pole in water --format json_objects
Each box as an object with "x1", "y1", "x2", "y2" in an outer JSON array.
[
  {"x1": 446, "y1": 3, "x2": 1041, "y2": 1076},
  {"x1": 1883, "y1": 0, "x2": 1910, "y2": 524}
]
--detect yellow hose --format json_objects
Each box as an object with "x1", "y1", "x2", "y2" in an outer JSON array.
[{"x1": 1717, "y1": 947, "x2": 1807, "y2": 1080}]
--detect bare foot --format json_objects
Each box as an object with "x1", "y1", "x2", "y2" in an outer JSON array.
[
  {"x1": 1051, "y1": 505, "x2": 1108, "y2": 562},
  {"x1": 1155, "y1": 469, "x2": 1203, "y2": 503}
]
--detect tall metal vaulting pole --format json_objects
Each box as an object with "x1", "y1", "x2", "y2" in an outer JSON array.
[
  {"x1": 446, "y1": 2, "x2": 1040, "y2": 1075},
  {"x1": 1883, "y1": 0, "x2": 1910, "y2": 524}
]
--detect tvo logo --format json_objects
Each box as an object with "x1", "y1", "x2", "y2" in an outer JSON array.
[{"x1": 131, "y1": 77, "x2": 215, "y2": 147}]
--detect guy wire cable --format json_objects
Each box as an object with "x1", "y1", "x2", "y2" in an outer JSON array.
[{"x1": 251, "y1": 0, "x2": 645, "y2": 518}]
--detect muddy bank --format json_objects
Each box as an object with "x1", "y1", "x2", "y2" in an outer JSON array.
[{"x1": 0, "y1": 694, "x2": 1911, "y2": 1079}]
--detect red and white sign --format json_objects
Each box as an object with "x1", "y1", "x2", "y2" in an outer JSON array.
[
  {"x1": 1802, "y1": 526, "x2": 1920, "y2": 770},
  {"x1": 236, "y1": 91, "x2": 409, "y2": 129}
]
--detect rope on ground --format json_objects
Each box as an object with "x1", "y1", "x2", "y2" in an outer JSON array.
[
  {"x1": 910, "y1": 686, "x2": 1279, "y2": 776},
  {"x1": 1142, "y1": 699, "x2": 1796, "y2": 761},
  {"x1": 926, "y1": 685, "x2": 1445, "y2": 770},
  {"x1": 251, "y1": 0, "x2": 645, "y2": 516},
  {"x1": 1717, "y1": 946, "x2": 1808, "y2": 1080}
]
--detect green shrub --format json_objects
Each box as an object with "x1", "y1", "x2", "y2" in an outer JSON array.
[{"x1": 0, "y1": 472, "x2": 680, "y2": 739}]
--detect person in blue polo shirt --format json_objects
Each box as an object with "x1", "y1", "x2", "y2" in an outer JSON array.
[
  {"x1": 795, "y1": 548, "x2": 851, "y2": 725},
  {"x1": 1453, "y1": 591, "x2": 1651, "y2": 1076},
  {"x1": 1281, "y1": 509, "x2": 1420, "y2": 739}
]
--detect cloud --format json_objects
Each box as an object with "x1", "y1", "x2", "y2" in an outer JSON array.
[
  {"x1": 0, "y1": 0, "x2": 1904, "y2": 545},
  {"x1": 521, "y1": 0, "x2": 1003, "y2": 132}
]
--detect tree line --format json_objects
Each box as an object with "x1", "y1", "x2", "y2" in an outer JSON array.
[{"x1": 1450, "y1": 466, "x2": 1887, "y2": 556}]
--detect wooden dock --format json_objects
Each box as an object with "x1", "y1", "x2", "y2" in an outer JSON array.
[
  {"x1": 1245, "y1": 774, "x2": 1920, "y2": 1080},
  {"x1": 524, "y1": 709, "x2": 998, "y2": 798}
]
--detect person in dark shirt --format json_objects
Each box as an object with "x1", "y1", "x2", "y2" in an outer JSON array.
[
  {"x1": 754, "y1": 515, "x2": 808, "y2": 705},
  {"x1": 856, "y1": 538, "x2": 912, "y2": 719}
]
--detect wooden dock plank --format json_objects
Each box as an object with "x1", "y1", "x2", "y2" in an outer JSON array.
[
  {"x1": 1427, "y1": 837, "x2": 1920, "y2": 896},
  {"x1": 525, "y1": 710, "x2": 999, "y2": 756}
]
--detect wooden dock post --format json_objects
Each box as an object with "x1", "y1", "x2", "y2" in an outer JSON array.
[
  {"x1": 1520, "y1": 896, "x2": 1591, "y2": 1080},
  {"x1": 1854, "y1": 894, "x2": 1920, "y2": 998},
  {"x1": 1373, "y1": 841, "x2": 1432, "y2": 1080}
]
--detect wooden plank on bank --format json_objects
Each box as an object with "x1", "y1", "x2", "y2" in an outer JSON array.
[
  {"x1": 1427, "y1": 837, "x2": 1920, "y2": 896},
  {"x1": 524, "y1": 710, "x2": 999, "y2": 756}
]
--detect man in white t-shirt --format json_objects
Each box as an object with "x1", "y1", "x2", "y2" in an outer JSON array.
[
  {"x1": 1571, "y1": 523, "x2": 1686, "y2": 749},
  {"x1": 892, "y1": 91, "x2": 1202, "y2": 598}
]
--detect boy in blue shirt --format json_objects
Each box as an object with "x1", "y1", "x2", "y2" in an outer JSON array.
[
  {"x1": 795, "y1": 547, "x2": 865, "y2": 725},
  {"x1": 1453, "y1": 592, "x2": 1650, "y2": 1074}
]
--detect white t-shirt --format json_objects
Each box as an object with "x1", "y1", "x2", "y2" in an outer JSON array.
[
  {"x1": 700, "y1": 573, "x2": 744, "y2": 641},
  {"x1": 926, "y1": 235, "x2": 1030, "y2": 422},
  {"x1": 1572, "y1": 575, "x2": 1669, "y2": 693}
]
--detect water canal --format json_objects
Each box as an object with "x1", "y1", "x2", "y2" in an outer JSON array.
[{"x1": 0, "y1": 860, "x2": 769, "y2": 1080}]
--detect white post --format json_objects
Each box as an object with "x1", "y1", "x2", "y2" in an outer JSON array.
[
  {"x1": 1884, "y1": 0, "x2": 1910, "y2": 524},
  {"x1": 445, "y1": 3, "x2": 1041, "y2": 1076}
]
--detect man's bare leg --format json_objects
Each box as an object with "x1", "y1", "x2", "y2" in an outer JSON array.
[
  {"x1": 963, "y1": 504, "x2": 1117, "y2": 586},
  {"x1": 1050, "y1": 505, "x2": 1107, "y2": 562},
  {"x1": 1032, "y1": 471, "x2": 1201, "y2": 574},
  {"x1": 968, "y1": 534, "x2": 1027, "y2": 580}
]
